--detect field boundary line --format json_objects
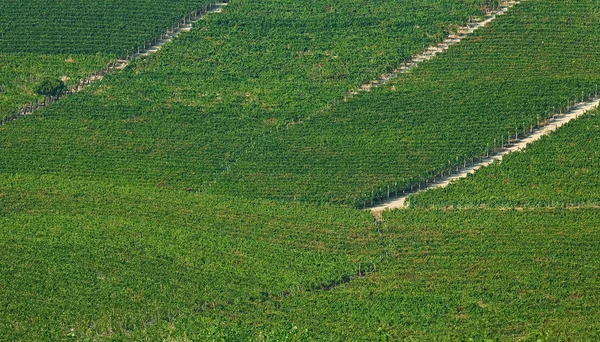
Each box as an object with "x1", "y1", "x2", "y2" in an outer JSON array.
[
  {"x1": 0, "y1": 1, "x2": 229, "y2": 126},
  {"x1": 370, "y1": 95, "x2": 600, "y2": 215}
]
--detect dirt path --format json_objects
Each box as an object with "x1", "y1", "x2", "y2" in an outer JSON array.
[
  {"x1": 1, "y1": 2, "x2": 228, "y2": 125},
  {"x1": 352, "y1": 1, "x2": 522, "y2": 94},
  {"x1": 370, "y1": 96, "x2": 600, "y2": 215}
]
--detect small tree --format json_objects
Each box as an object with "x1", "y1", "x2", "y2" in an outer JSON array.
[{"x1": 33, "y1": 77, "x2": 65, "y2": 97}]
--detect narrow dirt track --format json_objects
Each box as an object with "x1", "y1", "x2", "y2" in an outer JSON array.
[{"x1": 370, "y1": 97, "x2": 600, "y2": 215}]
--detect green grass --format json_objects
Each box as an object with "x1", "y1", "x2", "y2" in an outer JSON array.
[
  {"x1": 2, "y1": 0, "x2": 600, "y2": 340},
  {"x1": 410, "y1": 108, "x2": 600, "y2": 208},
  {"x1": 0, "y1": 0, "x2": 214, "y2": 55},
  {"x1": 0, "y1": 0, "x2": 488, "y2": 202},
  {"x1": 0, "y1": 53, "x2": 112, "y2": 117},
  {"x1": 215, "y1": 0, "x2": 600, "y2": 206},
  {"x1": 5, "y1": 180, "x2": 600, "y2": 340}
]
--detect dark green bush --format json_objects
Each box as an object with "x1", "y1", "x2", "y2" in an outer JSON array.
[{"x1": 33, "y1": 77, "x2": 65, "y2": 97}]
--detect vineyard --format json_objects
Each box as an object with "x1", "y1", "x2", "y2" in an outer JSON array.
[
  {"x1": 0, "y1": 174, "x2": 384, "y2": 340},
  {"x1": 214, "y1": 0, "x2": 600, "y2": 207},
  {"x1": 0, "y1": 0, "x2": 490, "y2": 198},
  {"x1": 409, "y1": 108, "x2": 600, "y2": 208},
  {"x1": 4, "y1": 0, "x2": 599, "y2": 208},
  {"x1": 1, "y1": 0, "x2": 600, "y2": 340},
  {"x1": 0, "y1": 53, "x2": 112, "y2": 118},
  {"x1": 0, "y1": 0, "x2": 217, "y2": 55},
  {"x1": 0, "y1": 0, "x2": 215, "y2": 120},
  {"x1": 226, "y1": 209, "x2": 600, "y2": 340}
]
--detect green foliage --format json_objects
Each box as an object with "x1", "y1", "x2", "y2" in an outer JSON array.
[
  {"x1": 32, "y1": 77, "x2": 65, "y2": 97},
  {"x1": 0, "y1": 0, "x2": 215, "y2": 56},
  {"x1": 220, "y1": 0, "x2": 600, "y2": 207},
  {"x1": 0, "y1": 174, "x2": 380, "y2": 340},
  {"x1": 0, "y1": 53, "x2": 112, "y2": 119},
  {"x1": 0, "y1": 0, "x2": 214, "y2": 120},
  {"x1": 0, "y1": 0, "x2": 488, "y2": 203},
  {"x1": 2, "y1": 0, "x2": 600, "y2": 340},
  {"x1": 410, "y1": 109, "x2": 600, "y2": 208},
  {"x1": 215, "y1": 209, "x2": 600, "y2": 340}
]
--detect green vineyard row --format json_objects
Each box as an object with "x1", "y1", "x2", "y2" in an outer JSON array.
[
  {"x1": 0, "y1": 174, "x2": 382, "y2": 340},
  {"x1": 0, "y1": 0, "x2": 218, "y2": 56},
  {"x1": 0, "y1": 0, "x2": 219, "y2": 119},
  {"x1": 0, "y1": 2, "x2": 228, "y2": 125}
]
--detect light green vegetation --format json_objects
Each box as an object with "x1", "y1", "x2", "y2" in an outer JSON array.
[
  {"x1": 0, "y1": 0, "x2": 214, "y2": 119},
  {"x1": 0, "y1": 53, "x2": 112, "y2": 117},
  {"x1": 2, "y1": 0, "x2": 600, "y2": 340},
  {"x1": 227, "y1": 209, "x2": 600, "y2": 340},
  {"x1": 0, "y1": 174, "x2": 382, "y2": 340},
  {"x1": 0, "y1": 0, "x2": 489, "y2": 203},
  {"x1": 224, "y1": 0, "x2": 600, "y2": 207},
  {"x1": 410, "y1": 108, "x2": 600, "y2": 208},
  {"x1": 4, "y1": 0, "x2": 595, "y2": 207},
  {"x1": 4, "y1": 180, "x2": 600, "y2": 340}
]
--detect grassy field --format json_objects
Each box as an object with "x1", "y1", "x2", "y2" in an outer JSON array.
[
  {"x1": 218, "y1": 0, "x2": 600, "y2": 206},
  {"x1": 3, "y1": 0, "x2": 596, "y2": 207},
  {"x1": 0, "y1": 174, "x2": 384, "y2": 340},
  {"x1": 0, "y1": 0, "x2": 489, "y2": 201},
  {"x1": 4, "y1": 180, "x2": 600, "y2": 340},
  {"x1": 225, "y1": 209, "x2": 600, "y2": 340}
]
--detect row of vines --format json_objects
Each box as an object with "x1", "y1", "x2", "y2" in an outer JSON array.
[
  {"x1": 0, "y1": 1, "x2": 227, "y2": 125},
  {"x1": 0, "y1": 0, "x2": 490, "y2": 200},
  {"x1": 0, "y1": 0, "x2": 219, "y2": 55},
  {"x1": 210, "y1": 0, "x2": 600, "y2": 208}
]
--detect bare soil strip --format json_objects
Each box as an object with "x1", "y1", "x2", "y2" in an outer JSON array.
[
  {"x1": 370, "y1": 97, "x2": 600, "y2": 215},
  {"x1": 1, "y1": 2, "x2": 228, "y2": 125},
  {"x1": 351, "y1": 1, "x2": 522, "y2": 95}
]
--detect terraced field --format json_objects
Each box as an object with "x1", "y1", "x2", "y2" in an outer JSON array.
[{"x1": 2, "y1": 0, "x2": 600, "y2": 340}]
